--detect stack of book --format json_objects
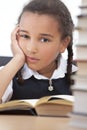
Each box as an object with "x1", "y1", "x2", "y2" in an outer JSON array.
[{"x1": 70, "y1": 0, "x2": 87, "y2": 128}]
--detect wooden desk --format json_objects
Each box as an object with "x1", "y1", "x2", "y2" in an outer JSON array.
[{"x1": 0, "y1": 115, "x2": 86, "y2": 130}]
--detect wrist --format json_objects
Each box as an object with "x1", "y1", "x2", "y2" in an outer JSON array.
[{"x1": 14, "y1": 54, "x2": 25, "y2": 67}]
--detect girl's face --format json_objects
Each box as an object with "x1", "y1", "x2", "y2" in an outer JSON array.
[{"x1": 18, "y1": 12, "x2": 69, "y2": 74}]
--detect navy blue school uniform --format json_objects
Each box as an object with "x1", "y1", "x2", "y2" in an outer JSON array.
[
  {"x1": 11, "y1": 56, "x2": 77, "y2": 100},
  {"x1": 11, "y1": 75, "x2": 71, "y2": 100},
  {"x1": 1, "y1": 56, "x2": 77, "y2": 102}
]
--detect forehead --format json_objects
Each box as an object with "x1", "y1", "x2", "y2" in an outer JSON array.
[{"x1": 19, "y1": 12, "x2": 60, "y2": 32}]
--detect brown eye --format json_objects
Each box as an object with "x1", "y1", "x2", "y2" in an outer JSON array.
[
  {"x1": 19, "y1": 34, "x2": 30, "y2": 39},
  {"x1": 41, "y1": 38, "x2": 49, "y2": 43}
]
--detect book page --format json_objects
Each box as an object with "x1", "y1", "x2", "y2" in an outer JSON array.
[
  {"x1": 35, "y1": 95, "x2": 74, "y2": 106},
  {"x1": 50, "y1": 95, "x2": 74, "y2": 102},
  {"x1": 0, "y1": 99, "x2": 38, "y2": 111},
  {"x1": 0, "y1": 95, "x2": 74, "y2": 111},
  {"x1": 21, "y1": 99, "x2": 39, "y2": 107}
]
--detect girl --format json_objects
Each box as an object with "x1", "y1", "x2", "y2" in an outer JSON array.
[{"x1": 0, "y1": 0, "x2": 77, "y2": 103}]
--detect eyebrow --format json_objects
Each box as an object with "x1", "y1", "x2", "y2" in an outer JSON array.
[
  {"x1": 19, "y1": 30, "x2": 28, "y2": 33},
  {"x1": 19, "y1": 30, "x2": 54, "y2": 38},
  {"x1": 40, "y1": 33, "x2": 54, "y2": 38}
]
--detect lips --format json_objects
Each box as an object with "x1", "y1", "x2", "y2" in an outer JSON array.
[{"x1": 26, "y1": 56, "x2": 39, "y2": 63}]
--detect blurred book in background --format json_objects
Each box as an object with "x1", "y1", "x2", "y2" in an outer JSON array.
[{"x1": 70, "y1": 0, "x2": 87, "y2": 128}]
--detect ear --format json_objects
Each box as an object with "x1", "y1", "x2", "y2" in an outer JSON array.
[{"x1": 60, "y1": 36, "x2": 71, "y2": 53}]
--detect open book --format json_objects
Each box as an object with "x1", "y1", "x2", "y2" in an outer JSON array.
[{"x1": 0, "y1": 95, "x2": 74, "y2": 117}]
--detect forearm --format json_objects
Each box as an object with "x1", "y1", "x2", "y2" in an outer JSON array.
[{"x1": 0, "y1": 55, "x2": 25, "y2": 99}]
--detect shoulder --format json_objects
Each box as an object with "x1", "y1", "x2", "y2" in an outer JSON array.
[
  {"x1": 0, "y1": 66, "x2": 4, "y2": 70},
  {"x1": 60, "y1": 56, "x2": 78, "y2": 73}
]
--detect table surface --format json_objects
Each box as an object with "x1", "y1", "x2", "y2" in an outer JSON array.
[{"x1": 0, "y1": 115, "x2": 86, "y2": 130}]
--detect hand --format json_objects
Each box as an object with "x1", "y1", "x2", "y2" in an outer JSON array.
[{"x1": 11, "y1": 26, "x2": 25, "y2": 64}]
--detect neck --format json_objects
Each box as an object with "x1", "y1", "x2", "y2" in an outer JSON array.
[{"x1": 38, "y1": 61, "x2": 57, "y2": 78}]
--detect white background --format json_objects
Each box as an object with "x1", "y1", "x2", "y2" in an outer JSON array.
[{"x1": 0, "y1": 0, "x2": 81, "y2": 56}]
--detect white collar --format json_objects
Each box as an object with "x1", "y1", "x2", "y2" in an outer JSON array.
[{"x1": 21, "y1": 56, "x2": 77, "y2": 80}]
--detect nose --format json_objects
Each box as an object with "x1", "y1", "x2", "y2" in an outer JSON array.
[{"x1": 26, "y1": 42, "x2": 38, "y2": 54}]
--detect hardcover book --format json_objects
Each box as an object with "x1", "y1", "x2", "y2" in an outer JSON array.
[{"x1": 0, "y1": 95, "x2": 74, "y2": 117}]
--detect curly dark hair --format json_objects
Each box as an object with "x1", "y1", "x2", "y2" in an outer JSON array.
[{"x1": 17, "y1": 0, "x2": 74, "y2": 86}]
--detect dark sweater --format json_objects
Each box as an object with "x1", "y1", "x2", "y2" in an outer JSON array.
[{"x1": 11, "y1": 75, "x2": 71, "y2": 100}]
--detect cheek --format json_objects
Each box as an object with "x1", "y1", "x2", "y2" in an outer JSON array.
[{"x1": 41, "y1": 47, "x2": 59, "y2": 62}]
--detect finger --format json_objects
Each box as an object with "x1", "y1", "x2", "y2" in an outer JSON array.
[{"x1": 11, "y1": 26, "x2": 19, "y2": 42}]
